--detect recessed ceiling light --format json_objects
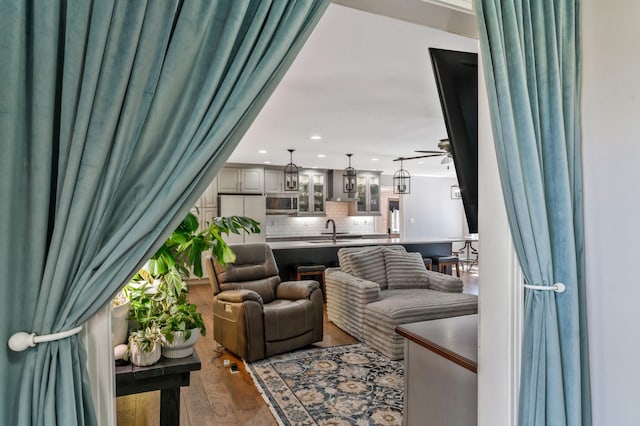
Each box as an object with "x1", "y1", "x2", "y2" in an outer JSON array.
[
  {"x1": 258, "y1": 150, "x2": 267, "y2": 154},
  {"x1": 310, "y1": 135, "x2": 322, "y2": 140},
  {"x1": 317, "y1": 154, "x2": 326, "y2": 158},
  {"x1": 417, "y1": 161, "x2": 424, "y2": 164},
  {"x1": 371, "y1": 158, "x2": 379, "y2": 161},
  {"x1": 263, "y1": 161, "x2": 272, "y2": 164}
]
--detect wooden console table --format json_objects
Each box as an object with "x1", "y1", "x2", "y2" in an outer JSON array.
[
  {"x1": 396, "y1": 315, "x2": 477, "y2": 426},
  {"x1": 115, "y1": 351, "x2": 201, "y2": 426}
]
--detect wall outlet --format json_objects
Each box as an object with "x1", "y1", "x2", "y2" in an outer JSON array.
[{"x1": 410, "y1": 217, "x2": 415, "y2": 224}]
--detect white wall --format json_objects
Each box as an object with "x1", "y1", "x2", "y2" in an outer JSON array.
[
  {"x1": 400, "y1": 175, "x2": 465, "y2": 238},
  {"x1": 582, "y1": 1, "x2": 640, "y2": 424}
]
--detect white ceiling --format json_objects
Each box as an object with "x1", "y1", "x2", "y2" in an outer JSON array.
[{"x1": 227, "y1": 2, "x2": 478, "y2": 177}]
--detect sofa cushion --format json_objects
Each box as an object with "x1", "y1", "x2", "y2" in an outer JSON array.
[
  {"x1": 338, "y1": 246, "x2": 375, "y2": 274},
  {"x1": 263, "y1": 299, "x2": 314, "y2": 341},
  {"x1": 349, "y1": 248, "x2": 388, "y2": 288},
  {"x1": 366, "y1": 289, "x2": 478, "y2": 323},
  {"x1": 221, "y1": 276, "x2": 280, "y2": 303},
  {"x1": 337, "y1": 245, "x2": 407, "y2": 276},
  {"x1": 424, "y1": 269, "x2": 464, "y2": 293},
  {"x1": 383, "y1": 249, "x2": 430, "y2": 289}
]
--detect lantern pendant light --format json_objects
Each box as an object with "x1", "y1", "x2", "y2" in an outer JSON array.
[
  {"x1": 343, "y1": 154, "x2": 357, "y2": 194},
  {"x1": 284, "y1": 149, "x2": 299, "y2": 191},
  {"x1": 393, "y1": 158, "x2": 411, "y2": 194}
]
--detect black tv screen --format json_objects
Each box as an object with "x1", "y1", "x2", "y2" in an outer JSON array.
[{"x1": 429, "y1": 48, "x2": 478, "y2": 234}]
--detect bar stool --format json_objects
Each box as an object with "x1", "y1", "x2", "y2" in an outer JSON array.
[
  {"x1": 422, "y1": 257, "x2": 433, "y2": 271},
  {"x1": 290, "y1": 264, "x2": 327, "y2": 301},
  {"x1": 428, "y1": 255, "x2": 460, "y2": 277}
]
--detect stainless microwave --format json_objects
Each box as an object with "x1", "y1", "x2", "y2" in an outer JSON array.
[{"x1": 266, "y1": 193, "x2": 298, "y2": 215}]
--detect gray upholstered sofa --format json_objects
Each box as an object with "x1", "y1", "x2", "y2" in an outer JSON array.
[{"x1": 326, "y1": 245, "x2": 478, "y2": 360}]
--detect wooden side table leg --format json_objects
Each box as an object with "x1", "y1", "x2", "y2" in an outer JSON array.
[{"x1": 160, "y1": 387, "x2": 180, "y2": 426}]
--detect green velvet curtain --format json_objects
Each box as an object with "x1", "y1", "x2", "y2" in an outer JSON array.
[
  {"x1": 476, "y1": 1, "x2": 591, "y2": 425},
  {"x1": 0, "y1": 1, "x2": 329, "y2": 424}
]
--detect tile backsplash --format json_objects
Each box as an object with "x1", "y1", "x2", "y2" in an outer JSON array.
[{"x1": 265, "y1": 201, "x2": 376, "y2": 236}]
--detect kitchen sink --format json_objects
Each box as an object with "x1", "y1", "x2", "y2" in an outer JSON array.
[{"x1": 306, "y1": 238, "x2": 364, "y2": 244}]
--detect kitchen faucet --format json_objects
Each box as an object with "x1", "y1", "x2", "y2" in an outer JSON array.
[{"x1": 325, "y1": 219, "x2": 336, "y2": 244}]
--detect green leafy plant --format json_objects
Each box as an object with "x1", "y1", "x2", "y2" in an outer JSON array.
[
  {"x1": 158, "y1": 282, "x2": 206, "y2": 343},
  {"x1": 125, "y1": 211, "x2": 261, "y2": 343},
  {"x1": 142, "y1": 212, "x2": 260, "y2": 279},
  {"x1": 127, "y1": 326, "x2": 162, "y2": 355},
  {"x1": 124, "y1": 279, "x2": 162, "y2": 331}
]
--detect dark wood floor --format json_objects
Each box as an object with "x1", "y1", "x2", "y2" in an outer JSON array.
[{"x1": 116, "y1": 268, "x2": 478, "y2": 425}]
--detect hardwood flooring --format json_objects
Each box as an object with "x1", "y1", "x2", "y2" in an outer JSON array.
[
  {"x1": 116, "y1": 283, "x2": 358, "y2": 425},
  {"x1": 115, "y1": 269, "x2": 477, "y2": 425}
]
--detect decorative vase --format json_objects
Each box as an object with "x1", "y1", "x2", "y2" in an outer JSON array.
[
  {"x1": 129, "y1": 339, "x2": 161, "y2": 367},
  {"x1": 161, "y1": 328, "x2": 201, "y2": 358},
  {"x1": 111, "y1": 299, "x2": 130, "y2": 348}
]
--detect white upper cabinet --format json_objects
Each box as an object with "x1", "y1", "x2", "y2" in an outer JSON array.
[
  {"x1": 217, "y1": 166, "x2": 264, "y2": 194},
  {"x1": 264, "y1": 168, "x2": 286, "y2": 193}
]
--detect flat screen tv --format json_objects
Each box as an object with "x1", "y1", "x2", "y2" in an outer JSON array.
[{"x1": 429, "y1": 48, "x2": 478, "y2": 234}]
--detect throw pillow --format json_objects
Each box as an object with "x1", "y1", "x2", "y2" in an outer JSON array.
[
  {"x1": 337, "y1": 246, "x2": 376, "y2": 274},
  {"x1": 349, "y1": 248, "x2": 388, "y2": 288},
  {"x1": 383, "y1": 249, "x2": 430, "y2": 289}
]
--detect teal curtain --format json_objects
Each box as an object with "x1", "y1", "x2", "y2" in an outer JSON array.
[
  {"x1": 0, "y1": 0, "x2": 329, "y2": 424},
  {"x1": 476, "y1": 1, "x2": 591, "y2": 425}
]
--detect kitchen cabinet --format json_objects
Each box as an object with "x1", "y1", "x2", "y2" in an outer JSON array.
[
  {"x1": 191, "y1": 178, "x2": 218, "y2": 281},
  {"x1": 264, "y1": 167, "x2": 286, "y2": 193},
  {"x1": 218, "y1": 195, "x2": 266, "y2": 244},
  {"x1": 349, "y1": 172, "x2": 381, "y2": 215},
  {"x1": 195, "y1": 177, "x2": 218, "y2": 230},
  {"x1": 217, "y1": 166, "x2": 264, "y2": 194},
  {"x1": 298, "y1": 170, "x2": 327, "y2": 215}
]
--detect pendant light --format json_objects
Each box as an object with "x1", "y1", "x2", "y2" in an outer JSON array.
[
  {"x1": 342, "y1": 154, "x2": 357, "y2": 194},
  {"x1": 393, "y1": 159, "x2": 411, "y2": 194},
  {"x1": 284, "y1": 149, "x2": 299, "y2": 191}
]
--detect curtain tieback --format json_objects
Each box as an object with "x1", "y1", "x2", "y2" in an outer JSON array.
[
  {"x1": 523, "y1": 282, "x2": 566, "y2": 293},
  {"x1": 8, "y1": 326, "x2": 83, "y2": 352}
]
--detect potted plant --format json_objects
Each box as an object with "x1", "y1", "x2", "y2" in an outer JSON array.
[
  {"x1": 127, "y1": 326, "x2": 162, "y2": 367},
  {"x1": 121, "y1": 210, "x2": 260, "y2": 361},
  {"x1": 158, "y1": 281, "x2": 205, "y2": 358},
  {"x1": 111, "y1": 290, "x2": 130, "y2": 347}
]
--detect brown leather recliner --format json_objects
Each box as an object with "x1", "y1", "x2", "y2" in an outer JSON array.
[{"x1": 204, "y1": 243, "x2": 323, "y2": 362}]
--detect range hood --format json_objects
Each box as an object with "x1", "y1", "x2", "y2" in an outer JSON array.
[{"x1": 326, "y1": 170, "x2": 357, "y2": 202}]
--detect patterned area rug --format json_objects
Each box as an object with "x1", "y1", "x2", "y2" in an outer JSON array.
[{"x1": 245, "y1": 343, "x2": 404, "y2": 425}]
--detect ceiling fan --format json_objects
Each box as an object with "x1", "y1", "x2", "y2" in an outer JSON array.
[{"x1": 393, "y1": 138, "x2": 453, "y2": 163}]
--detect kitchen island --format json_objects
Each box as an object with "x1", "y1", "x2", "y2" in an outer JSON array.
[
  {"x1": 266, "y1": 233, "x2": 389, "y2": 242},
  {"x1": 396, "y1": 315, "x2": 478, "y2": 425},
  {"x1": 268, "y1": 237, "x2": 457, "y2": 281}
]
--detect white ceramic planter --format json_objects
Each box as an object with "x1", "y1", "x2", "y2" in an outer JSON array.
[
  {"x1": 129, "y1": 339, "x2": 161, "y2": 367},
  {"x1": 161, "y1": 328, "x2": 200, "y2": 358},
  {"x1": 111, "y1": 300, "x2": 130, "y2": 348}
]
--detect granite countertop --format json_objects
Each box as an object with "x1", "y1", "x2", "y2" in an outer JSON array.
[
  {"x1": 267, "y1": 237, "x2": 460, "y2": 250},
  {"x1": 265, "y1": 233, "x2": 389, "y2": 242}
]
